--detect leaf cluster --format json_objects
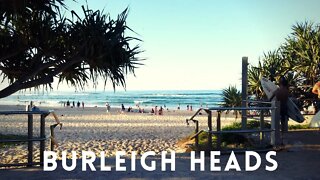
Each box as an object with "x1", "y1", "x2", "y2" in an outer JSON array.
[
  {"x1": 248, "y1": 21, "x2": 320, "y2": 102},
  {"x1": 0, "y1": 0, "x2": 143, "y2": 98}
]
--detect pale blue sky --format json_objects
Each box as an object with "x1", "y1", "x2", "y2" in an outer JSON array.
[
  {"x1": 78, "y1": 0, "x2": 318, "y2": 91},
  {"x1": 2, "y1": 0, "x2": 320, "y2": 92}
]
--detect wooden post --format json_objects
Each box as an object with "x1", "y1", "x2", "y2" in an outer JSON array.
[
  {"x1": 193, "y1": 120, "x2": 199, "y2": 150},
  {"x1": 216, "y1": 111, "x2": 221, "y2": 150},
  {"x1": 40, "y1": 114, "x2": 45, "y2": 165},
  {"x1": 27, "y1": 102, "x2": 33, "y2": 167},
  {"x1": 241, "y1": 57, "x2": 248, "y2": 129},
  {"x1": 271, "y1": 101, "x2": 281, "y2": 146},
  {"x1": 50, "y1": 125, "x2": 55, "y2": 151},
  {"x1": 260, "y1": 109, "x2": 265, "y2": 144},
  {"x1": 207, "y1": 111, "x2": 213, "y2": 151}
]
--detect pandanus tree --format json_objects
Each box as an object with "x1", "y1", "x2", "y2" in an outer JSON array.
[
  {"x1": 282, "y1": 22, "x2": 320, "y2": 88},
  {"x1": 0, "y1": 0, "x2": 143, "y2": 98},
  {"x1": 280, "y1": 22, "x2": 320, "y2": 106},
  {"x1": 248, "y1": 62, "x2": 263, "y2": 99},
  {"x1": 247, "y1": 21, "x2": 320, "y2": 105},
  {"x1": 248, "y1": 50, "x2": 289, "y2": 100}
]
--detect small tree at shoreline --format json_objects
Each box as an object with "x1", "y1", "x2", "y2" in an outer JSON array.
[{"x1": 221, "y1": 85, "x2": 242, "y2": 119}]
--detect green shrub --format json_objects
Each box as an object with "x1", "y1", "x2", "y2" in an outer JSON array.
[
  {"x1": 288, "y1": 124, "x2": 310, "y2": 130},
  {"x1": 190, "y1": 120, "x2": 272, "y2": 151},
  {"x1": 221, "y1": 120, "x2": 271, "y2": 145}
]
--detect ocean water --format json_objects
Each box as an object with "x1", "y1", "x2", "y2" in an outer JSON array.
[{"x1": 0, "y1": 90, "x2": 223, "y2": 109}]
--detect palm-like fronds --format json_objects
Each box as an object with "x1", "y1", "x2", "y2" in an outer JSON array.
[
  {"x1": 281, "y1": 22, "x2": 320, "y2": 86},
  {"x1": 248, "y1": 64, "x2": 263, "y2": 99},
  {"x1": 248, "y1": 50, "x2": 288, "y2": 99},
  {"x1": 221, "y1": 85, "x2": 242, "y2": 118},
  {"x1": 222, "y1": 85, "x2": 241, "y2": 107},
  {"x1": 248, "y1": 21, "x2": 320, "y2": 105},
  {"x1": 0, "y1": 1, "x2": 143, "y2": 98}
]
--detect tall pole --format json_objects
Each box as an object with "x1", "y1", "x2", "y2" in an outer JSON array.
[
  {"x1": 27, "y1": 101, "x2": 33, "y2": 167},
  {"x1": 40, "y1": 114, "x2": 45, "y2": 165},
  {"x1": 207, "y1": 111, "x2": 213, "y2": 151},
  {"x1": 241, "y1": 57, "x2": 248, "y2": 129}
]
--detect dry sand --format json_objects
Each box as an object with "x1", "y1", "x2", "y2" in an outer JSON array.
[
  {"x1": 1, "y1": 105, "x2": 320, "y2": 179},
  {"x1": 0, "y1": 104, "x2": 313, "y2": 166},
  {"x1": 0, "y1": 105, "x2": 208, "y2": 165}
]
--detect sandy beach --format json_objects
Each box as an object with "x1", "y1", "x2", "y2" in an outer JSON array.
[
  {"x1": 0, "y1": 105, "x2": 319, "y2": 180},
  {"x1": 0, "y1": 104, "x2": 206, "y2": 165},
  {"x1": 0, "y1": 104, "x2": 313, "y2": 166}
]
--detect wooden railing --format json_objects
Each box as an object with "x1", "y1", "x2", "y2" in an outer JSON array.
[
  {"x1": 0, "y1": 110, "x2": 50, "y2": 167},
  {"x1": 186, "y1": 101, "x2": 281, "y2": 152}
]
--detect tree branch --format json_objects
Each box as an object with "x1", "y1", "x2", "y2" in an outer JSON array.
[
  {"x1": 0, "y1": 55, "x2": 84, "y2": 98},
  {"x1": 0, "y1": 76, "x2": 53, "y2": 98}
]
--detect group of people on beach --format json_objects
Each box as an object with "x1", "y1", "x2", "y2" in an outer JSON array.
[
  {"x1": 106, "y1": 103, "x2": 146, "y2": 114},
  {"x1": 150, "y1": 104, "x2": 201, "y2": 115},
  {"x1": 64, "y1": 100, "x2": 84, "y2": 109},
  {"x1": 177, "y1": 104, "x2": 207, "y2": 111},
  {"x1": 126, "y1": 104, "x2": 146, "y2": 114},
  {"x1": 186, "y1": 105, "x2": 193, "y2": 111},
  {"x1": 103, "y1": 101, "x2": 206, "y2": 115},
  {"x1": 120, "y1": 103, "x2": 200, "y2": 115},
  {"x1": 151, "y1": 106, "x2": 164, "y2": 115}
]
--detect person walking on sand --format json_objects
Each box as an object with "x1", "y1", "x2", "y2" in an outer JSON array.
[
  {"x1": 82, "y1": 101, "x2": 84, "y2": 109},
  {"x1": 106, "y1": 102, "x2": 111, "y2": 113},
  {"x1": 121, "y1": 104, "x2": 125, "y2": 112},
  {"x1": 154, "y1": 106, "x2": 158, "y2": 115}
]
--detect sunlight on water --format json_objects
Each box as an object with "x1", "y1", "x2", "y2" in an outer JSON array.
[{"x1": 0, "y1": 90, "x2": 223, "y2": 109}]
